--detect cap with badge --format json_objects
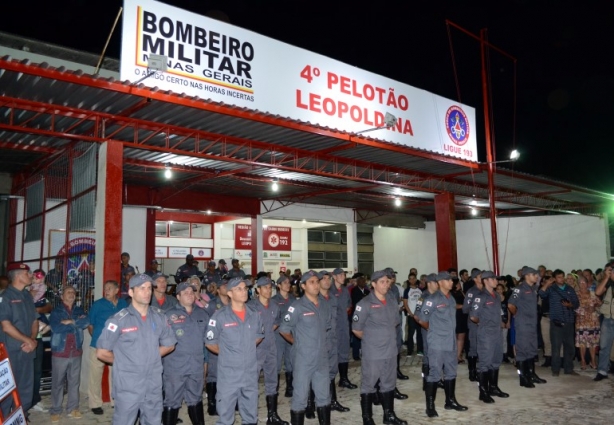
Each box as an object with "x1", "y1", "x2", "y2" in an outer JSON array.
[
  {"x1": 371, "y1": 270, "x2": 388, "y2": 282},
  {"x1": 481, "y1": 271, "x2": 497, "y2": 279},
  {"x1": 332, "y1": 268, "x2": 346, "y2": 276},
  {"x1": 300, "y1": 270, "x2": 319, "y2": 283},
  {"x1": 436, "y1": 271, "x2": 453, "y2": 281},
  {"x1": 129, "y1": 273, "x2": 153, "y2": 288},
  {"x1": 256, "y1": 276, "x2": 271, "y2": 287},
  {"x1": 227, "y1": 277, "x2": 247, "y2": 290},
  {"x1": 521, "y1": 266, "x2": 538, "y2": 277},
  {"x1": 7, "y1": 263, "x2": 30, "y2": 272},
  {"x1": 176, "y1": 281, "x2": 193, "y2": 293},
  {"x1": 426, "y1": 273, "x2": 438, "y2": 283}
]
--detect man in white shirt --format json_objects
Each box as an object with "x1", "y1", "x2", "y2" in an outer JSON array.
[{"x1": 403, "y1": 273, "x2": 423, "y2": 355}]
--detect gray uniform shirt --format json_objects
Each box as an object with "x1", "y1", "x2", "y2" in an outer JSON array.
[
  {"x1": 150, "y1": 294, "x2": 178, "y2": 312},
  {"x1": 279, "y1": 296, "x2": 331, "y2": 369},
  {"x1": 0, "y1": 286, "x2": 37, "y2": 353},
  {"x1": 508, "y1": 281, "x2": 538, "y2": 329},
  {"x1": 332, "y1": 285, "x2": 351, "y2": 341},
  {"x1": 418, "y1": 290, "x2": 456, "y2": 351},
  {"x1": 163, "y1": 304, "x2": 209, "y2": 374},
  {"x1": 469, "y1": 290, "x2": 502, "y2": 330},
  {"x1": 248, "y1": 298, "x2": 280, "y2": 358},
  {"x1": 463, "y1": 285, "x2": 483, "y2": 316},
  {"x1": 352, "y1": 291, "x2": 399, "y2": 360}
]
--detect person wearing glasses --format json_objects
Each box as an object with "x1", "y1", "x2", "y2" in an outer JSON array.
[{"x1": 205, "y1": 277, "x2": 264, "y2": 425}]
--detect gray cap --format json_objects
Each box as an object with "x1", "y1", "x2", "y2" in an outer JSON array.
[
  {"x1": 521, "y1": 266, "x2": 538, "y2": 277},
  {"x1": 300, "y1": 270, "x2": 319, "y2": 283},
  {"x1": 332, "y1": 268, "x2": 346, "y2": 276},
  {"x1": 256, "y1": 276, "x2": 271, "y2": 287},
  {"x1": 470, "y1": 269, "x2": 483, "y2": 279},
  {"x1": 318, "y1": 270, "x2": 331, "y2": 279},
  {"x1": 129, "y1": 273, "x2": 152, "y2": 288},
  {"x1": 426, "y1": 273, "x2": 438, "y2": 283},
  {"x1": 227, "y1": 277, "x2": 247, "y2": 291},
  {"x1": 371, "y1": 270, "x2": 388, "y2": 282},
  {"x1": 176, "y1": 282, "x2": 193, "y2": 293},
  {"x1": 481, "y1": 271, "x2": 497, "y2": 279},
  {"x1": 276, "y1": 275, "x2": 290, "y2": 285},
  {"x1": 383, "y1": 267, "x2": 397, "y2": 278},
  {"x1": 208, "y1": 260, "x2": 216, "y2": 266},
  {"x1": 152, "y1": 272, "x2": 169, "y2": 281},
  {"x1": 436, "y1": 271, "x2": 452, "y2": 281}
]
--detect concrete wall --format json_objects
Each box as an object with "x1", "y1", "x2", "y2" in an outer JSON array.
[{"x1": 374, "y1": 214, "x2": 609, "y2": 278}]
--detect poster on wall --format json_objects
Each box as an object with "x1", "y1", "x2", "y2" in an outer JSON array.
[
  {"x1": 191, "y1": 248, "x2": 212, "y2": 258},
  {"x1": 234, "y1": 224, "x2": 292, "y2": 260},
  {"x1": 169, "y1": 247, "x2": 191, "y2": 258},
  {"x1": 120, "y1": 0, "x2": 477, "y2": 161},
  {"x1": 154, "y1": 246, "x2": 168, "y2": 257},
  {"x1": 48, "y1": 230, "x2": 95, "y2": 286}
]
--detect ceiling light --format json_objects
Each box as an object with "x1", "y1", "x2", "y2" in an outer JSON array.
[
  {"x1": 470, "y1": 199, "x2": 478, "y2": 206},
  {"x1": 510, "y1": 149, "x2": 520, "y2": 160},
  {"x1": 471, "y1": 208, "x2": 478, "y2": 216},
  {"x1": 164, "y1": 163, "x2": 172, "y2": 179},
  {"x1": 272, "y1": 178, "x2": 279, "y2": 192},
  {"x1": 206, "y1": 210, "x2": 211, "y2": 215},
  {"x1": 394, "y1": 198, "x2": 401, "y2": 207}
]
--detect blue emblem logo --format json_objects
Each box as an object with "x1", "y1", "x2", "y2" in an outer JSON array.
[{"x1": 445, "y1": 106, "x2": 470, "y2": 146}]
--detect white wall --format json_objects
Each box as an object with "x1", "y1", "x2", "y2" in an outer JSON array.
[
  {"x1": 122, "y1": 207, "x2": 147, "y2": 273},
  {"x1": 374, "y1": 214, "x2": 609, "y2": 278}
]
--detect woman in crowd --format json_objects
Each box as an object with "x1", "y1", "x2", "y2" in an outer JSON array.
[
  {"x1": 566, "y1": 273, "x2": 579, "y2": 291},
  {"x1": 575, "y1": 276, "x2": 601, "y2": 369},
  {"x1": 452, "y1": 279, "x2": 467, "y2": 363}
]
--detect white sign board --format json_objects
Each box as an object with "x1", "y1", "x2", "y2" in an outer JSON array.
[
  {"x1": 121, "y1": 0, "x2": 477, "y2": 161},
  {"x1": 0, "y1": 358, "x2": 16, "y2": 401},
  {"x1": 3, "y1": 407, "x2": 26, "y2": 425},
  {"x1": 154, "y1": 246, "x2": 168, "y2": 257},
  {"x1": 169, "y1": 247, "x2": 190, "y2": 258}
]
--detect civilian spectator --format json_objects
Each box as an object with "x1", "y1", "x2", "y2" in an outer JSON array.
[
  {"x1": 539, "y1": 269, "x2": 580, "y2": 376},
  {"x1": 87, "y1": 280, "x2": 127, "y2": 415},
  {"x1": 565, "y1": 273, "x2": 578, "y2": 291},
  {"x1": 75, "y1": 260, "x2": 95, "y2": 308},
  {"x1": 575, "y1": 276, "x2": 601, "y2": 370},
  {"x1": 0, "y1": 263, "x2": 38, "y2": 417},
  {"x1": 120, "y1": 252, "x2": 135, "y2": 282},
  {"x1": 452, "y1": 279, "x2": 467, "y2": 363},
  {"x1": 403, "y1": 273, "x2": 423, "y2": 356},
  {"x1": 48, "y1": 285, "x2": 89, "y2": 422},
  {"x1": 539, "y1": 274, "x2": 554, "y2": 368},
  {"x1": 45, "y1": 258, "x2": 64, "y2": 293},
  {"x1": 120, "y1": 268, "x2": 135, "y2": 300},
  {"x1": 583, "y1": 269, "x2": 596, "y2": 292},
  {"x1": 594, "y1": 265, "x2": 614, "y2": 381},
  {"x1": 30, "y1": 269, "x2": 52, "y2": 413}
]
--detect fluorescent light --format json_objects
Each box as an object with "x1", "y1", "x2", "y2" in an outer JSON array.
[
  {"x1": 394, "y1": 198, "x2": 401, "y2": 207},
  {"x1": 272, "y1": 179, "x2": 278, "y2": 191}
]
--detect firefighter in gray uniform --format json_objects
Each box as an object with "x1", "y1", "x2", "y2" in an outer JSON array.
[
  {"x1": 203, "y1": 261, "x2": 222, "y2": 287},
  {"x1": 384, "y1": 267, "x2": 409, "y2": 381},
  {"x1": 163, "y1": 282, "x2": 209, "y2": 425},
  {"x1": 248, "y1": 276, "x2": 288, "y2": 425},
  {"x1": 413, "y1": 273, "x2": 439, "y2": 391},
  {"x1": 416, "y1": 271, "x2": 467, "y2": 418},
  {"x1": 508, "y1": 266, "x2": 547, "y2": 387},
  {"x1": 96, "y1": 274, "x2": 177, "y2": 425},
  {"x1": 205, "y1": 277, "x2": 264, "y2": 425},
  {"x1": 272, "y1": 274, "x2": 296, "y2": 397},
  {"x1": 150, "y1": 273, "x2": 179, "y2": 312},
  {"x1": 279, "y1": 270, "x2": 332, "y2": 425},
  {"x1": 331, "y1": 268, "x2": 356, "y2": 389},
  {"x1": 462, "y1": 269, "x2": 483, "y2": 382},
  {"x1": 352, "y1": 270, "x2": 407, "y2": 425},
  {"x1": 469, "y1": 271, "x2": 509, "y2": 403}
]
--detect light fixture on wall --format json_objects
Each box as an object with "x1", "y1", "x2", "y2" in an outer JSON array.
[
  {"x1": 484, "y1": 150, "x2": 521, "y2": 165},
  {"x1": 271, "y1": 178, "x2": 279, "y2": 191},
  {"x1": 206, "y1": 210, "x2": 211, "y2": 215},
  {"x1": 164, "y1": 163, "x2": 172, "y2": 179}
]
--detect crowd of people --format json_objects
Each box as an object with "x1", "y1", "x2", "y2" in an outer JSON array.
[{"x1": 1, "y1": 254, "x2": 614, "y2": 425}]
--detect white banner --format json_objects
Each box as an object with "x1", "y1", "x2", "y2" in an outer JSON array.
[{"x1": 121, "y1": 0, "x2": 477, "y2": 160}]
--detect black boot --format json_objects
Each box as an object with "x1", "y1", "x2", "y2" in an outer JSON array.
[
  {"x1": 373, "y1": 381, "x2": 382, "y2": 406},
  {"x1": 478, "y1": 371, "x2": 495, "y2": 403},
  {"x1": 381, "y1": 390, "x2": 408, "y2": 425},
  {"x1": 528, "y1": 360, "x2": 547, "y2": 384},
  {"x1": 266, "y1": 394, "x2": 289, "y2": 425},
  {"x1": 162, "y1": 407, "x2": 179, "y2": 425},
  {"x1": 393, "y1": 387, "x2": 407, "y2": 400},
  {"x1": 437, "y1": 379, "x2": 445, "y2": 389},
  {"x1": 518, "y1": 360, "x2": 535, "y2": 388},
  {"x1": 290, "y1": 410, "x2": 305, "y2": 425},
  {"x1": 206, "y1": 382, "x2": 218, "y2": 416},
  {"x1": 489, "y1": 369, "x2": 509, "y2": 398},
  {"x1": 424, "y1": 382, "x2": 438, "y2": 418},
  {"x1": 541, "y1": 356, "x2": 551, "y2": 367},
  {"x1": 468, "y1": 356, "x2": 478, "y2": 382},
  {"x1": 330, "y1": 380, "x2": 350, "y2": 412},
  {"x1": 443, "y1": 379, "x2": 468, "y2": 411},
  {"x1": 305, "y1": 388, "x2": 315, "y2": 419},
  {"x1": 360, "y1": 393, "x2": 376, "y2": 425},
  {"x1": 610, "y1": 361, "x2": 614, "y2": 374},
  {"x1": 316, "y1": 405, "x2": 331, "y2": 425},
  {"x1": 285, "y1": 372, "x2": 294, "y2": 398},
  {"x1": 338, "y1": 362, "x2": 357, "y2": 389},
  {"x1": 421, "y1": 363, "x2": 429, "y2": 391},
  {"x1": 187, "y1": 402, "x2": 204, "y2": 425},
  {"x1": 396, "y1": 354, "x2": 409, "y2": 380}
]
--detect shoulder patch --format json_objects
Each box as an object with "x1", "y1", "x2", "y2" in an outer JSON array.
[
  {"x1": 513, "y1": 288, "x2": 520, "y2": 293},
  {"x1": 426, "y1": 301, "x2": 433, "y2": 306},
  {"x1": 352, "y1": 314, "x2": 359, "y2": 322},
  {"x1": 288, "y1": 306, "x2": 295, "y2": 313},
  {"x1": 107, "y1": 323, "x2": 118, "y2": 332},
  {"x1": 355, "y1": 305, "x2": 362, "y2": 312},
  {"x1": 473, "y1": 304, "x2": 479, "y2": 310},
  {"x1": 206, "y1": 330, "x2": 214, "y2": 340},
  {"x1": 468, "y1": 293, "x2": 473, "y2": 298},
  {"x1": 209, "y1": 319, "x2": 216, "y2": 327},
  {"x1": 474, "y1": 298, "x2": 481, "y2": 303},
  {"x1": 284, "y1": 314, "x2": 291, "y2": 322},
  {"x1": 117, "y1": 309, "x2": 128, "y2": 318}
]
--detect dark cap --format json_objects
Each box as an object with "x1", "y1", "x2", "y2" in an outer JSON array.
[
  {"x1": 7, "y1": 263, "x2": 30, "y2": 272},
  {"x1": 318, "y1": 270, "x2": 331, "y2": 279},
  {"x1": 208, "y1": 260, "x2": 216, "y2": 267},
  {"x1": 231, "y1": 258, "x2": 239, "y2": 263},
  {"x1": 186, "y1": 254, "x2": 194, "y2": 260},
  {"x1": 426, "y1": 273, "x2": 438, "y2": 283},
  {"x1": 121, "y1": 252, "x2": 130, "y2": 257},
  {"x1": 227, "y1": 277, "x2": 247, "y2": 291},
  {"x1": 521, "y1": 266, "x2": 538, "y2": 277},
  {"x1": 470, "y1": 269, "x2": 483, "y2": 279},
  {"x1": 436, "y1": 271, "x2": 452, "y2": 281},
  {"x1": 129, "y1": 273, "x2": 152, "y2": 288},
  {"x1": 300, "y1": 270, "x2": 319, "y2": 283},
  {"x1": 150, "y1": 259, "x2": 159, "y2": 264},
  {"x1": 256, "y1": 276, "x2": 271, "y2": 287},
  {"x1": 176, "y1": 282, "x2": 193, "y2": 293},
  {"x1": 332, "y1": 268, "x2": 346, "y2": 276},
  {"x1": 218, "y1": 259, "x2": 227, "y2": 265},
  {"x1": 371, "y1": 270, "x2": 388, "y2": 282},
  {"x1": 481, "y1": 271, "x2": 497, "y2": 279},
  {"x1": 383, "y1": 267, "x2": 397, "y2": 277},
  {"x1": 276, "y1": 275, "x2": 290, "y2": 285},
  {"x1": 152, "y1": 272, "x2": 169, "y2": 280},
  {"x1": 351, "y1": 272, "x2": 365, "y2": 279}
]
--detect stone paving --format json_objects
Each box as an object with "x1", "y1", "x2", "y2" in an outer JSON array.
[{"x1": 27, "y1": 355, "x2": 614, "y2": 424}]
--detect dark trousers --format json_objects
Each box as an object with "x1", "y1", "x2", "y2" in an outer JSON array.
[
  {"x1": 32, "y1": 339, "x2": 44, "y2": 406},
  {"x1": 351, "y1": 334, "x2": 362, "y2": 360},
  {"x1": 406, "y1": 318, "x2": 419, "y2": 354},
  {"x1": 550, "y1": 321, "x2": 575, "y2": 373}
]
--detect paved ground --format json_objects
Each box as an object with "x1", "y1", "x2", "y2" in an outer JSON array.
[{"x1": 28, "y1": 355, "x2": 614, "y2": 424}]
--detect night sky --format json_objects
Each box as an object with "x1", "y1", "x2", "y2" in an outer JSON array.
[{"x1": 2, "y1": 0, "x2": 613, "y2": 192}]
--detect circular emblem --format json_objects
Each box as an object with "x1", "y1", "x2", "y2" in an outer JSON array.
[
  {"x1": 176, "y1": 329, "x2": 184, "y2": 337},
  {"x1": 268, "y1": 233, "x2": 280, "y2": 248},
  {"x1": 445, "y1": 106, "x2": 470, "y2": 146}
]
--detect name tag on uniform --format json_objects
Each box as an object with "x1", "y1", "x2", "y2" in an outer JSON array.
[
  {"x1": 371, "y1": 304, "x2": 381, "y2": 308},
  {"x1": 436, "y1": 304, "x2": 446, "y2": 308},
  {"x1": 224, "y1": 322, "x2": 238, "y2": 327},
  {"x1": 121, "y1": 327, "x2": 138, "y2": 333},
  {"x1": 303, "y1": 312, "x2": 315, "y2": 316}
]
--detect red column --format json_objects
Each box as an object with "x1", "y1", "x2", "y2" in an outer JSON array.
[
  {"x1": 99, "y1": 141, "x2": 123, "y2": 284},
  {"x1": 434, "y1": 192, "x2": 457, "y2": 271},
  {"x1": 251, "y1": 216, "x2": 259, "y2": 276},
  {"x1": 145, "y1": 208, "x2": 156, "y2": 267}
]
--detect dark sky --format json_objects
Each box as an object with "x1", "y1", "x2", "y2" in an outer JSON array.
[{"x1": 2, "y1": 0, "x2": 613, "y2": 192}]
